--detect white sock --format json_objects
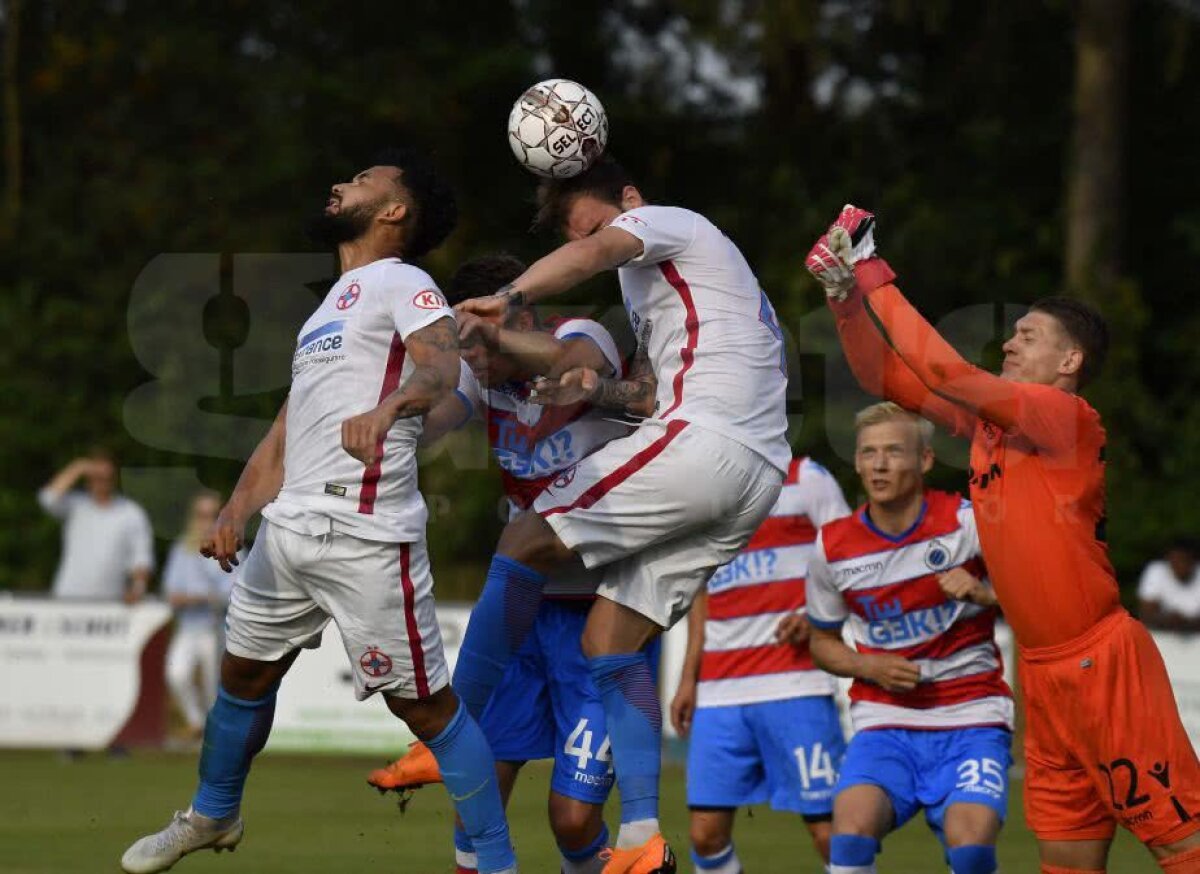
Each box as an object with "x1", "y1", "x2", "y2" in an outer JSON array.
[
  {"x1": 455, "y1": 847, "x2": 478, "y2": 871},
  {"x1": 693, "y1": 843, "x2": 741, "y2": 874},
  {"x1": 615, "y1": 818, "x2": 659, "y2": 849},
  {"x1": 829, "y1": 865, "x2": 876, "y2": 874},
  {"x1": 560, "y1": 852, "x2": 605, "y2": 874}
]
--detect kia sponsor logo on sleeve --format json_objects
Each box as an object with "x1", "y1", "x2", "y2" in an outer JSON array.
[{"x1": 413, "y1": 289, "x2": 448, "y2": 310}]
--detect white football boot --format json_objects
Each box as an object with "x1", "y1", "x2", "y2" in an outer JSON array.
[{"x1": 120, "y1": 806, "x2": 243, "y2": 873}]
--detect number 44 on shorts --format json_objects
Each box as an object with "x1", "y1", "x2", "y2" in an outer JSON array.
[{"x1": 565, "y1": 718, "x2": 613, "y2": 772}]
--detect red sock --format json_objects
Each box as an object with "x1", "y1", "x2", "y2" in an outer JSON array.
[{"x1": 1160, "y1": 845, "x2": 1200, "y2": 873}]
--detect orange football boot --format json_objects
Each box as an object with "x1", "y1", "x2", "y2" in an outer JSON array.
[
  {"x1": 367, "y1": 741, "x2": 442, "y2": 793},
  {"x1": 599, "y1": 834, "x2": 676, "y2": 874}
]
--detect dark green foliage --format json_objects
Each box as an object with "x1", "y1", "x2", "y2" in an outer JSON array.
[{"x1": 3, "y1": 1, "x2": 1197, "y2": 594}]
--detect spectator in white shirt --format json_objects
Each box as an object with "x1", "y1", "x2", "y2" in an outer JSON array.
[
  {"x1": 1138, "y1": 538, "x2": 1200, "y2": 633},
  {"x1": 163, "y1": 492, "x2": 234, "y2": 740},
  {"x1": 38, "y1": 448, "x2": 155, "y2": 603}
]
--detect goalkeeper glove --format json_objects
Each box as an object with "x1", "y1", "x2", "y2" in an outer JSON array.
[{"x1": 804, "y1": 204, "x2": 895, "y2": 301}]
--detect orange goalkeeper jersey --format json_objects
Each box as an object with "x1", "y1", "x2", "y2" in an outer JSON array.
[{"x1": 831, "y1": 283, "x2": 1120, "y2": 649}]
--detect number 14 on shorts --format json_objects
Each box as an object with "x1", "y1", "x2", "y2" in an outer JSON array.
[
  {"x1": 795, "y1": 743, "x2": 837, "y2": 790},
  {"x1": 565, "y1": 718, "x2": 613, "y2": 772}
]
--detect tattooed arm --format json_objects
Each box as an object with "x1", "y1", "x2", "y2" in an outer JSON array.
[
  {"x1": 529, "y1": 343, "x2": 658, "y2": 418},
  {"x1": 342, "y1": 316, "x2": 459, "y2": 465}
]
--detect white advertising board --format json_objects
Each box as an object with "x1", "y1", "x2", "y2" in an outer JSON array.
[{"x1": 0, "y1": 597, "x2": 171, "y2": 748}]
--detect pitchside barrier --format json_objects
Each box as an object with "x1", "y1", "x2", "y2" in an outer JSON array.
[{"x1": 1, "y1": 595, "x2": 1196, "y2": 755}]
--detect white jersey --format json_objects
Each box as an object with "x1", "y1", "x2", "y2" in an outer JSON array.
[
  {"x1": 456, "y1": 318, "x2": 631, "y2": 596},
  {"x1": 805, "y1": 490, "x2": 1014, "y2": 733},
  {"x1": 698, "y1": 457, "x2": 850, "y2": 707},
  {"x1": 610, "y1": 205, "x2": 790, "y2": 474},
  {"x1": 263, "y1": 258, "x2": 453, "y2": 543}
]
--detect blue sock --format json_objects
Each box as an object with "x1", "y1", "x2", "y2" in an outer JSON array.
[
  {"x1": 453, "y1": 554, "x2": 546, "y2": 722},
  {"x1": 947, "y1": 845, "x2": 997, "y2": 874},
  {"x1": 427, "y1": 701, "x2": 514, "y2": 874},
  {"x1": 191, "y1": 685, "x2": 277, "y2": 819},
  {"x1": 559, "y1": 821, "x2": 608, "y2": 864},
  {"x1": 830, "y1": 835, "x2": 880, "y2": 867},
  {"x1": 588, "y1": 653, "x2": 661, "y2": 826}
]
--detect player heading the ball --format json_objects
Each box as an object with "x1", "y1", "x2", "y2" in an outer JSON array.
[{"x1": 451, "y1": 156, "x2": 790, "y2": 874}]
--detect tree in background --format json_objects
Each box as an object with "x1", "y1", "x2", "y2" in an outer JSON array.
[{"x1": 2, "y1": 0, "x2": 1199, "y2": 593}]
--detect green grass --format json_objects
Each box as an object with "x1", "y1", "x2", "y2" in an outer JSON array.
[{"x1": 0, "y1": 750, "x2": 1155, "y2": 873}]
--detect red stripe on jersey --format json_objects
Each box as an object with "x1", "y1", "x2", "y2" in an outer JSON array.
[
  {"x1": 499, "y1": 468, "x2": 557, "y2": 511},
  {"x1": 707, "y1": 579, "x2": 806, "y2": 620},
  {"x1": 485, "y1": 397, "x2": 593, "y2": 447},
  {"x1": 358, "y1": 332, "x2": 407, "y2": 514},
  {"x1": 747, "y1": 514, "x2": 818, "y2": 550},
  {"x1": 398, "y1": 544, "x2": 430, "y2": 698},
  {"x1": 540, "y1": 419, "x2": 688, "y2": 517},
  {"x1": 844, "y1": 558, "x2": 986, "y2": 616},
  {"x1": 822, "y1": 490, "x2": 965, "y2": 561},
  {"x1": 857, "y1": 610, "x2": 998, "y2": 661},
  {"x1": 657, "y1": 260, "x2": 700, "y2": 420},
  {"x1": 850, "y1": 668, "x2": 1011, "y2": 710},
  {"x1": 699, "y1": 642, "x2": 814, "y2": 682},
  {"x1": 785, "y1": 457, "x2": 804, "y2": 485}
]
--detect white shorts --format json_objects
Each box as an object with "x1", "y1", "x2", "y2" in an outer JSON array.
[
  {"x1": 533, "y1": 421, "x2": 783, "y2": 628},
  {"x1": 225, "y1": 520, "x2": 448, "y2": 701}
]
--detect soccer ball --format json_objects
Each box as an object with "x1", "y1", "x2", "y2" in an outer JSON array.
[{"x1": 507, "y1": 79, "x2": 609, "y2": 179}]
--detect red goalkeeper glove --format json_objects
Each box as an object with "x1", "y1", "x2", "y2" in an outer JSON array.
[{"x1": 804, "y1": 204, "x2": 895, "y2": 301}]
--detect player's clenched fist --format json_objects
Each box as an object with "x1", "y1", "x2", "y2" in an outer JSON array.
[
  {"x1": 775, "y1": 611, "x2": 812, "y2": 647},
  {"x1": 529, "y1": 366, "x2": 599, "y2": 407},
  {"x1": 860, "y1": 652, "x2": 922, "y2": 693},
  {"x1": 937, "y1": 567, "x2": 998, "y2": 607},
  {"x1": 341, "y1": 404, "x2": 395, "y2": 466},
  {"x1": 670, "y1": 677, "x2": 697, "y2": 738},
  {"x1": 201, "y1": 508, "x2": 245, "y2": 573}
]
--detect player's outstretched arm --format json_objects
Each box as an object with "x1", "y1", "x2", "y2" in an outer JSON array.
[
  {"x1": 459, "y1": 312, "x2": 614, "y2": 380},
  {"x1": 456, "y1": 227, "x2": 643, "y2": 322},
  {"x1": 342, "y1": 316, "x2": 459, "y2": 466},
  {"x1": 201, "y1": 399, "x2": 288, "y2": 572},
  {"x1": 811, "y1": 205, "x2": 1081, "y2": 448}
]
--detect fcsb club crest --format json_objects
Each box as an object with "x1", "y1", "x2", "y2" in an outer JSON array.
[
  {"x1": 552, "y1": 465, "x2": 578, "y2": 490},
  {"x1": 337, "y1": 282, "x2": 361, "y2": 310},
  {"x1": 359, "y1": 648, "x2": 393, "y2": 677}
]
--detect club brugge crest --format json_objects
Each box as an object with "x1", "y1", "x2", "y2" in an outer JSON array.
[
  {"x1": 359, "y1": 647, "x2": 393, "y2": 677},
  {"x1": 924, "y1": 540, "x2": 950, "y2": 571}
]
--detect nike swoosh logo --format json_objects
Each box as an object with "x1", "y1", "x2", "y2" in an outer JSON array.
[{"x1": 364, "y1": 682, "x2": 390, "y2": 693}]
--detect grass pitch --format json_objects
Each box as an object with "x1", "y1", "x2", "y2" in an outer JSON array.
[{"x1": 0, "y1": 750, "x2": 1154, "y2": 872}]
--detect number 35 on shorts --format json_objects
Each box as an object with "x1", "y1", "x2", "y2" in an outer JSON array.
[
  {"x1": 565, "y1": 718, "x2": 613, "y2": 773},
  {"x1": 956, "y1": 757, "x2": 1007, "y2": 799}
]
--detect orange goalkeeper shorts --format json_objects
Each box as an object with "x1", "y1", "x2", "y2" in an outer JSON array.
[{"x1": 1019, "y1": 609, "x2": 1200, "y2": 846}]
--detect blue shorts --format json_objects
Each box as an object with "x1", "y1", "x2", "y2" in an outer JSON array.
[
  {"x1": 686, "y1": 696, "x2": 846, "y2": 816},
  {"x1": 836, "y1": 726, "x2": 1013, "y2": 843},
  {"x1": 478, "y1": 599, "x2": 660, "y2": 805}
]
